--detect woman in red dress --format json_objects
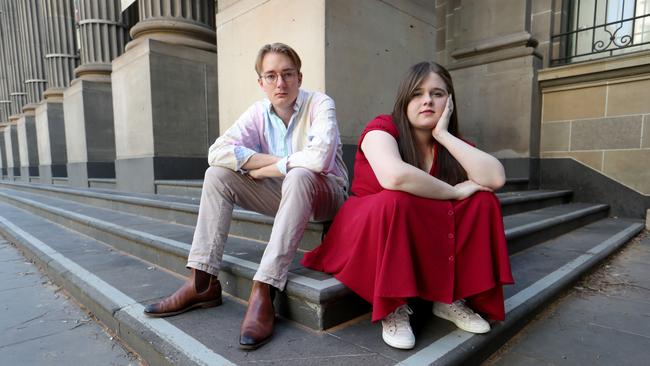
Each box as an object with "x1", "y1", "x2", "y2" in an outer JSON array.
[{"x1": 301, "y1": 62, "x2": 514, "y2": 349}]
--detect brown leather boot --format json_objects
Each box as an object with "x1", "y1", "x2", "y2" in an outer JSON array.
[
  {"x1": 239, "y1": 281, "x2": 276, "y2": 350},
  {"x1": 143, "y1": 268, "x2": 222, "y2": 317}
]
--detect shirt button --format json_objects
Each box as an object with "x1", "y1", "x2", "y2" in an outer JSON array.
[
  {"x1": 448, "y1": 233, "x2": 454, "y2": 239},
  {"x1": 449, "y1": 256, "x2": 454, "y2": 262},
  {"x1": 448, "y1": 210, "x2": 454, "y2": 216}
]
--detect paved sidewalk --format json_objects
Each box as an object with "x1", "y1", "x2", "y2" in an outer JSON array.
[
  {"x1": 0, "y1": 238, "x2": 141, "y2": 366},
  {"x1": 485, "y1": 231, "x2": 650, "y2": 366}
]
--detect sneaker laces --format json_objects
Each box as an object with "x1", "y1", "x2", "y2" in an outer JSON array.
[{"x1": 384, "y1": 305, "x2": 413, "y2": 334}]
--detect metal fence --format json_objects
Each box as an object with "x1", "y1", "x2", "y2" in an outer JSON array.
[{"x1": 551, "y1": 0, "x2": 650, "y2": 65}]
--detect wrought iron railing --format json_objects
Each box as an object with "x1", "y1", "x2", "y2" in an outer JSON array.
[{"x1": 551, "y1": 0, "x2": 650, "y2": 65}]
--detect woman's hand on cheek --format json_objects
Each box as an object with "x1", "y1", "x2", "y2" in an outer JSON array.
[{"x1": 432, "y1": 94, "x2": 453, "y2": 140}]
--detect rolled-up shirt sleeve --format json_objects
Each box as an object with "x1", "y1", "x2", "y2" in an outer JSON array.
[
  {"x1": 285, "y1": 97, "x2": 339, "y2": 174},
  {"x1": 208, "y1": 106, "x2": 260, "y2": 171}
]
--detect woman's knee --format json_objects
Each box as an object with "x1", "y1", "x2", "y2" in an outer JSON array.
[{"x1": 468, "y1": 191, "x2": 500, "y2": 208}]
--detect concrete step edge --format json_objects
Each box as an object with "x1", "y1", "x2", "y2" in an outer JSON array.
[
  {"x1": 498, "y1": 189, "x2": 573, "y2": 206},
  {"x1": 505, "y1": 203, "x2": 610, "y2": 240},
  {"x1": 0, "y1": 214, "x2": 233, "y2": 366}
]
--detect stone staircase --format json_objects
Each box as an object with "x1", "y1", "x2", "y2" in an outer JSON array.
[{"x1": 0, "y1": 178, "x2": 644, "y2": 365}]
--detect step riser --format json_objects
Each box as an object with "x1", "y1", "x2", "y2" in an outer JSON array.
[
  {"x1": 0, "y1": 193, "x2": 345, "y2": 330},
  {"x1": 501, "y1": 195, "x2": 571, "y2": 216},
  {"x1": 0, "y1": 182, "x2": 323, "y2": 250},
  {"x1": 498, "y1": 181, "x2": 529, "y2": 193},
  {"x1": 507, "y1": 208, "x2": 609, "y2": 254},
  {"x1": 155, "y1": 184, "x2": 202, "y2": 199}
]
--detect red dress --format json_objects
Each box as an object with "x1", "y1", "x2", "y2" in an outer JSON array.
[{"x1": 301, "y1": 115, "x2": 514, "y2": 322}]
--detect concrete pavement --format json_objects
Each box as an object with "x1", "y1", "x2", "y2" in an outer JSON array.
[
  {"x1": 485, "y1": 232, "x2": 650, "y2": 366},
  {"x1": 0, "y1": 238, "x2": 142, "y2": 366}
]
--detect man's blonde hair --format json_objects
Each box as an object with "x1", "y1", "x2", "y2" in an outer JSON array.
[{"x1": 254, "y1": 43, "x2": 302, "y2": 76}]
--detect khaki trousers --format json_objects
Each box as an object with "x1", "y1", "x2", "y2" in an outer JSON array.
[{"x1": 187, "y1": 166, "x2": 346, "y2": 290}]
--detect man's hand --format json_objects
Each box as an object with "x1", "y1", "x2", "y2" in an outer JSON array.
[
  {"x1": 247, "y1": 163, "x2": 284, "y2": 180},
  {"x1": 433, "y1": 94, "x2": 453, "y2": 140},
  {"x1": 248, "y1": 168, "x2": 266, "y2": 180}
]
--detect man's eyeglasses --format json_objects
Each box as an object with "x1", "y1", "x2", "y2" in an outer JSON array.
[{"x1": 260, "y1": 70, "x2": 298, "y2": 85}]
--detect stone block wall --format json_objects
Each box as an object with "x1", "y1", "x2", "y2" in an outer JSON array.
[{"x1": 539, "y1": 51, "x2": 650, "y2": 195}]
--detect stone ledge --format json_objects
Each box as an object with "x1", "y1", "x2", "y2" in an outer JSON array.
[{"x1": 539, "y1": 50, "x2": 650, "y2": 88}]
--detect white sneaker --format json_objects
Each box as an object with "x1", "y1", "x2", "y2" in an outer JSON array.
[
  {"x1": 432, "y1": 300, "x2": 490, "y2": 334},
  {"x1": 381, "y1": 305, "x2": 415, "y2": 349}
]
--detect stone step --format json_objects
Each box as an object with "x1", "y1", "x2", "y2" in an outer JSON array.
[
  {"x1": 0, "y1": 187, "x2": 607, "y2": 330},
  {"x1": 0, "y1": 200, "x2": 643, "y2": 365},
  {"x1": 0, "y1": 188, "x2": 365, "y2": 330},
  {"x1": 498, "y1": 177, "x2": 530, "y2": 192},
  {"x1": 0, "y1": 180, "x2": 572, "y2": 250},
  {"x1": 0, "y1": 180, "x2": 325, "y2": 249}
]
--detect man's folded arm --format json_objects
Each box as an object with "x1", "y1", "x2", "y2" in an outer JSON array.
[
  {"x1": 208, "y1": 106, "x2": 263, "y2": 171},
  {"x1": 277, "y1": 98, "x2": 339, "y2": 175}
]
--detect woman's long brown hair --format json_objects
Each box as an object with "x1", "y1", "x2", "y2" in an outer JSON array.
[{"x1": 391, "y1": 61, "x2": 467, "y2": 185}]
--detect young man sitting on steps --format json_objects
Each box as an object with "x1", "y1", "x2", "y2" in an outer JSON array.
[{"x1": 143, "y1": 42, "x2": 348, "y2": 350}]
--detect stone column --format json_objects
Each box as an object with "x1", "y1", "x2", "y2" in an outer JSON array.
[
  {"x1": 64, "y1": 0, "x2": 128, "y2": 188},
  {"x1": 36, "y1": 0, "x2": 79, "y2": 183},
  {"x1": 439, "y1": 0, "x2": 541, "y2": 181},
  {"x1": 0, "y1": 0, "x2": 27, "y2": 120},
  {"x1": 0, "y1": 22, "x2": 10, "y2": 124},
  {"x1": 16, "y1": 0, "x2": 48, "y2": 107},
  {"x1": 112, "y1": 0, "x2": 217, "y2": 193},
  {"x1": 15, "y1": 0, "x2": 49, "y2": 180}
]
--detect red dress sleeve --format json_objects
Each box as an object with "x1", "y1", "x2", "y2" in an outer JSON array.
[{"x1": 358, "y1": 114, "x2": 399, "y2": 150}]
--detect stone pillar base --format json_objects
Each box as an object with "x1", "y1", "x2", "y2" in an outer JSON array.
[
  {"x1": 20, "y1": 166, "x2": 38, "y2": 181},
  {"x1": 36, "y1": 101, "x2": 68, "y2": 184},
  {"x1": 67, "y1": 161, "x2": 115, "y2": 188},
  {"x1": 17, "y1": 114, "x2": 39, "y2": 180},
  {"x1": 64, "y1": 79, "x2": 117, "y2": 188},
  {"x1": 39, "y1": 164, "x2": 67, "y2": 184},
  {"x1": 112, "y1": 39, "x2": 217, "y2": 193}
]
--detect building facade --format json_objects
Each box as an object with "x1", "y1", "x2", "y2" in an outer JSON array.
[{"x1": 0, "y1": 0, "x2": 648, "y2": 217}]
